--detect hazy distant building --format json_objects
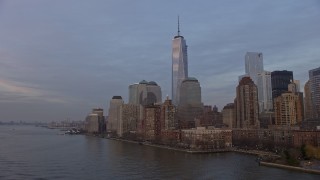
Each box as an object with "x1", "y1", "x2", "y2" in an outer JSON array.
[
  {"x1": 85, "y1": 108, "x2": 105, "y2": 133},
  {"x1": 107, "y1": 96, "x2": 124, "y2": 133},
  {"x1": 257, "y1": 71, "x2": 273, "y2": 112},
  {"x1": 236, "y1": 77, "x2": 260, "y2": 129},
  {"x1": 172, "y1": 17, "x2": 188, "y2": 105},
  {"x1": 245, "y1": 52, "x2": 264, "y2": 84},
  {"x1": 294, "y1": 80, "x2": 301, "y2": 92},
  {"x1": 274, "y1": 92, "x2": 303, "y2": 126},
  {"x1": 309, "y1": 67, "x2": 320, "y2": 119},
  {"x1": 177, "y1": 77, "x2": 203, "y2": 129},
  {"x1": 85, "y1": 114, "x2": 99, "y2": 133},
  {"x1": 304, "y1": 80, "x2": 314, "y2": 120},
  {"x1": 271, "y1": 70, "x2": 293, "y2": 100},
  {"x1": 222, "y1": 103, "x2": 235, "y2": 128},
  {"x1": 129, "y1": 80, "x2": 162, "y2": 106}
]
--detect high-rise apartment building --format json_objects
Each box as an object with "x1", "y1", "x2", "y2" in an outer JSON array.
[
  {"x1": 172, "y1": 17, "x2": 188, "y2": 105},
  {"x1": 271, "y1": 70, "x2": 293, "y2": 100},
  {"x1": 160, "y1": 97, "x2": 177, "y2": 130},
  {"x1": 143, "y1": 105, "x2": 161, "y2": 141},
  {"x1": 129, "y1": 80, "x2": 162, "y2": 106},
  {"x1": 118, "y1": 104, "x2": 142, "y2": 137},
  {"x1": 257, "y1": 71, "x2": 273, "y2": 112},
  {"x1": 274, "y1": 92, "x2": 303, "y2": 126},
  {"x1": 236, "y1": 77, "x2": 260, "y2": 129},
  {"x1": 309, "y1": 67, "x2": 320, "y2": 119}
]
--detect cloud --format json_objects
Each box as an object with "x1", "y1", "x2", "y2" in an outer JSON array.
[{"x1": 0, "y1": 78, "x2": 68, "y2": 104}]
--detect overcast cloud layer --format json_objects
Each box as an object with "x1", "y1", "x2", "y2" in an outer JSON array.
[{"x1": 0, "y1": 0, "x2": 319, "y2": 122}]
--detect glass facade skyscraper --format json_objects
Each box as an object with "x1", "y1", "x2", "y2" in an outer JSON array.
[
  {"x1": 271, "y1": 70, "x2": 293, "y2": 100},
  {"x1": 245, "y1": 52, "x2": 263, "y2": 84},
  {"x1": 172, "y1": 18, "x2": 188, "y2": 105}
]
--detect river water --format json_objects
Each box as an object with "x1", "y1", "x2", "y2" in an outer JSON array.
[{"x1": 0, "y1": 125, "x2": 319, "y2": 180}]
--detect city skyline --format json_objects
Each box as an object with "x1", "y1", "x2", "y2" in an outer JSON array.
[{"x1": 0, "y1": 0, "x2": 319, "y2": 122}]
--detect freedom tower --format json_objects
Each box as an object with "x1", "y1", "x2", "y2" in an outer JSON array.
[{"x1": 172, "y1": 17, "x2": 188, "y2": 105}]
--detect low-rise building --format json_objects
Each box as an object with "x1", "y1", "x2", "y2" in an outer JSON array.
[{"x1": 181, "y1": 127, "x2": 232, "y2": 150}]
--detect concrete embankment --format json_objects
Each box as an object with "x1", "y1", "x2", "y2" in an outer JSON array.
[
  {"x1": 104, "y1": 137, "x2": 231, "y2": 153},
  {"x1": 233, "y1": 149, "x2": 280, "y2": 158},
  {"x1": 260, "y1": 161, "x2": 320, "y2": 175}
]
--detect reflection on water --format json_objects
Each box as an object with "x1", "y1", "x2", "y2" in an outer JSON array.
[{"x1": 0, "y1": 125, "x2": 319, "y2": 180}]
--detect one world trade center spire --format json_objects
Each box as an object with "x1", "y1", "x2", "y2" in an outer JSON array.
[{"x1": 172, "y1": 16, "x2": 188, "y2": 105}]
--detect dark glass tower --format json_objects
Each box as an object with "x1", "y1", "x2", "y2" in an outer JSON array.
[{"x1": 271, "y1": 70, "x2": 293, "y2": 100}]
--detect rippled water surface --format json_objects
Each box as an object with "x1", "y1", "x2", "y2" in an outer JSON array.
[{"x1": 0, "y1": 125, "x2": 319, "y2": 180}]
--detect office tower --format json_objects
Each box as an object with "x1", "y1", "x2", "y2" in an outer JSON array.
[
  {"x1": 245, "y1": 52, "x2": 264, "y2": 84},
  {"x1": 222, "y1": 103, "x2": 235, "y2": 128},
  {"x1": 146, "y1": 81, "x2": 162, "y2": 105},
  {"x1": 128, "y1": 80, "x2": 162, "y2": 106},
  {"x1": 92, "y1": 108, "x2": 105, "y2": 133},
  {"x1": 304, "y1": 80, "x2": 314, "y2": 119},
  {"x1": 257, "y1": 71, "x2": 273, "y2": 112},
  {"x1": 84, "y1": 108, "x2": 105, "y2": 133},
  {"x1": 179, "y1": 77, "x2": 202, "y2": 106},
  {"x1": 172, "y1": 17, "x2": 188, "y2": 105},
  {"x1": 309, "y1": 67, "x2": 320, "y2": 118},
  {"x1": 271, "y1": 70, "x2": 293, "y2": 100},
  {"x1": 161, "y1": 97, "x2": 177, "y2": 130},
  {"x1": 274, "y1": 92, "x2": 303, "y2": 126},
  {"x1": 294, "y1": 80, "x2": 301, "y2": 92},
  {"x1": 177, "y1": 77, "x2": 203, "y2": 129},
  {"x1": 236, "y1": 77, "x2": 260, "y2": 129},
  {"x1": 118, "y1": 104, "x2": 141, "y2": 137},
  {"x1": 107, "y1": 96, "x2": 124, "y2": 134}
]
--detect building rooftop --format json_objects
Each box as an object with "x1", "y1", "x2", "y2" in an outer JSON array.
[
  {"x1": 139, "y1": 80, "x2": 148, "y2": 84},
  {"x1": 147, "y1": 81, "x2": 158, "y2": 86},
  {"x1": 182, "y1": 77, "x2": 198, "y2": 82},
  {"x1": 112, "y1": 96, "x2": 122, "y2": 99}
]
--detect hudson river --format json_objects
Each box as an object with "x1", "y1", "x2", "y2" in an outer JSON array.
[{"x1": 0, "y1": 125, "x2": 319, "y2": 180}]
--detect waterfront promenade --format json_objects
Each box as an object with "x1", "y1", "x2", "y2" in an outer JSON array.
[{"x1": 101, "y1": 136, "x2": 320, "y2": 175}]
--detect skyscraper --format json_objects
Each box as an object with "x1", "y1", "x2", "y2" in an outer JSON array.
[
  {"x1": 107, "y1": 96, "x2": 124, "y2": 134},
  {"x1": 257, "y1": 71, "x2": 273, "y2": 112},
  {"x1": 128, "y1": 80, "x2": 162, "y2": 106},
  {"x1": 245, "y1": 52, "x2": 264, "y2": 84},
  {"x1": 304, "y1": 80, "x2": 314, "y2": 120},
  {"x1": 172, "y1": 17, "x2": 188, "y2": 105},
  {"x1": 177, "y1": 77, "x2": 203, "y2": 129},
  {"x1": 236, "y1": 77, "x2": 260, "y2": 129},
  {"x1": 309, "y1": 67, "x2": 320, "y2": 118},
  {"x1": 274, "y1": 92, "x2": 303, "y2": 126},
  {"x1": 271, "y1": 70, "x2": 293, "y2": 100}
]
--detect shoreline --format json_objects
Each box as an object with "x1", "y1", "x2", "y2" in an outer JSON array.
[
  {"x1": 86, "y1": 134, "x2": 320, "y2": 175},
  {"x1": 260, "y1": 161, "x2": 320, "y2": 175}
]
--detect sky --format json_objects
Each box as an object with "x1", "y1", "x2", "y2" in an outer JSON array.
[{"x1": 0, "y1": 0, "x2": 319, "y2": 122}]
